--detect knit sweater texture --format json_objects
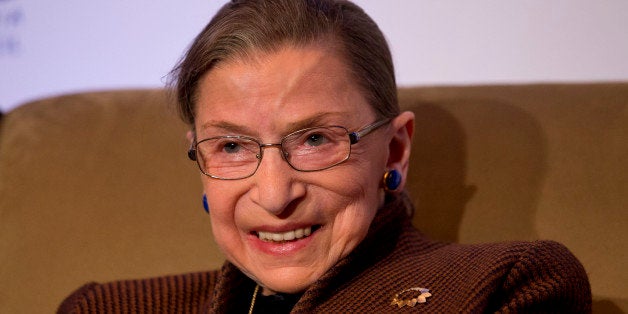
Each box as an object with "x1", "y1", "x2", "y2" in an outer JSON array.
[{"x1": 58, "y1": 194, "x2": 591, "y2": 313}]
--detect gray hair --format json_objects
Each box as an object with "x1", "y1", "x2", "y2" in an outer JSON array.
[{"x1": 170, "y1": 0, "x2": 398, "y2": 126}]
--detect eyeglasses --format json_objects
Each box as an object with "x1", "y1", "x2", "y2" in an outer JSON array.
[{"x1": 188, "y1": 119, "x2": 390, "y2": 180}]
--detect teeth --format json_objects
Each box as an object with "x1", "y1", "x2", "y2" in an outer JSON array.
[
  {"x1": 258, "y1": 226, "x2": 313, "y2": 242},
  {"x1": 294, "y1": 229, "x2": 303, "y2": 238}
]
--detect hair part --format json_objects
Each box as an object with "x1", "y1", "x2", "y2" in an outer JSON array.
[{"x1": 169, "y1": 0, "x2": 398, "y2": 127}]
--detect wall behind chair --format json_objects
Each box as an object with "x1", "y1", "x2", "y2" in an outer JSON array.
[{"x1": 1, "y1": 0, "x2": 627, "y2": 112}]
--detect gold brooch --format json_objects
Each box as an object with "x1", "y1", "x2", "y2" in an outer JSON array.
[{"x1": 391, "y1": 287, "x2": 432, "y2": 308}]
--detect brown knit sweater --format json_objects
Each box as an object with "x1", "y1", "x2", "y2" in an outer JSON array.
[{"x1": 58, "y1": 194, "x2": 591, "y2": 313}]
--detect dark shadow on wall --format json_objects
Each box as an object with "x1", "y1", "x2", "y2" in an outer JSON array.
[
  {"x1": 404, "y1": 100, "x2": 547, "y2": 243},
  {"x1": 592, "y1": 298, "x2": 627, "y2": 314},
  {"x1": 404, "y1": 103, "x2": 474, "y2": 242}
]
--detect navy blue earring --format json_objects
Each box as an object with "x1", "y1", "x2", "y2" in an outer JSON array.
[
  {"x1": 383, "y1": 169, "x2": 402, "y2": 192},
  {"x1": 202, "y1": 194, "x2": 209, "y2": 213}
]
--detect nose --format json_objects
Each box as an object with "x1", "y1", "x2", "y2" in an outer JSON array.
[{"x1": 249, "y1": 145, "x2": 305, "y2": 216}]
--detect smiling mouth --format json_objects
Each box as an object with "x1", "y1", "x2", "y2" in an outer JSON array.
[{"x1": 256, "y1": 225, "x2": 321, "y2": 243}]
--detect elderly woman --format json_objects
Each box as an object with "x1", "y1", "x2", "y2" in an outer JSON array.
[{"x1": 59, "y1": 0, "x2": 591, "y2": 313}]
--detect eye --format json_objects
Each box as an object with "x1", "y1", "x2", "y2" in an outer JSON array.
[
  {"x1": 305, "y1": 133, "x2": 328, "y2": 147},
  {"x1": 223, "y1": 141, "x2": 241, "y2": 153}
]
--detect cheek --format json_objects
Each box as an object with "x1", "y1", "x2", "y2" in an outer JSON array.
[
  {"x1": 203, "y1": 181, "x2": 249, "y2": 263},
  {"x1": 319, "y1": 161, "x2": 383, "y2": 226},
  {"x1": 331, "y1": 152, "x2": 386, "y2": 216},
  {"x1": 202, "y1": 178, "x2": 242, "y2": 211},
  {"x1": 330, "y1": 196, "x2": 378, "y2": 237},
  {"x1": 202, "y1": 181, "x2": 242, "y2": 234},
  {"x1": 330, "y1": 152, "x2": 384, "y2": 199},
  {"x1": 314, "y1": 171, "x2": 381, "y2": 264}
]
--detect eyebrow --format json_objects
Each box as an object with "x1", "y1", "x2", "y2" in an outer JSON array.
[
  {"x1": 284, "y1": 112, "x2": 345, "y2": 131},
  {"x1": 199, "y1": 121, "x2": 254, "y2": 135},
  {"x1": 199, "y1": 112, "x2": 347, "y2": 137}
]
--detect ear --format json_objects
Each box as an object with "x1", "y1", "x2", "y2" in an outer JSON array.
[
  {"x1": 386, "y1": 111, "x2": 415, "y2": 191},
  {"x1": 186, "y1": 130, "x2": 195, "y2": 144}
]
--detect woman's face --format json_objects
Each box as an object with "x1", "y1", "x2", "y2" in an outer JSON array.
[{"x1": 194, "y1": 44, "x2": 392, "y2": 294}]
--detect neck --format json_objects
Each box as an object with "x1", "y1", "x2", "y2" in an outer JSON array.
[{"x1": 262, "y1": 286, "x2": 276, "y2": 296}]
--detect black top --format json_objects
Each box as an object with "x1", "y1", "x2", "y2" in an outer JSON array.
[{"x1": 252, "y1": 289, "x2": 300, "y2": 314}]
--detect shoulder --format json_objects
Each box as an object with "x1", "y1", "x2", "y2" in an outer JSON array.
[
  {"x1": 401, "y1": 235, "x2": 592, "y2": 312},
  {"x1": 486, "y1": 240, "x2": 592, "y2": 313},
  {"x1": 362, "y1": 227, "x2": 591, "y2": 312},
  {"x1": 402, "y1": 229, "x2": 587, "y2": 276},
  {"x1": 57, "y1": 270, "x2": 220, "y2": 313},
  {"x1": 419, "y1": 238, "x2": 584, "y2": 271}
]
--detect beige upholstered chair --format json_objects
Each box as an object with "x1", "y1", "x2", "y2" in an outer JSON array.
[{"x1": 1, "y1": 83, "x2": 626, "y2": 313}]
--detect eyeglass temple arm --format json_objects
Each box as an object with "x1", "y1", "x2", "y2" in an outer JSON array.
[{"x1": 349, "y1": 119, "x2": 391, "y2": 144}]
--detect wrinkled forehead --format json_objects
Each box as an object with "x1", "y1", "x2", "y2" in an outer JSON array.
[
  {"x1": 192, "y1": 37, "x2": 358, "y2": 103},
  {"x1": 193, "y1": 44, "x2": 375, "y2": 138}
]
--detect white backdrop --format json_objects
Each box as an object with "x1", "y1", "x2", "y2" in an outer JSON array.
[{"x1": 1, "y1": 0, "x2": 628, "y2": 112}]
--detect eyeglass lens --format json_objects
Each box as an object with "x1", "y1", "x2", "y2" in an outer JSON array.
[{"x1": 195, "y1": 126, "x2": 351, "y2": 179}]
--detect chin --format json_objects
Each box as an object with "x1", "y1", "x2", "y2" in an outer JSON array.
[
  {"x1": 257, "y1": 267, "x2": 322, "y2": 294},
  {"x1": 262, "y1": 281, "x2": 312, "y2": 295}
]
